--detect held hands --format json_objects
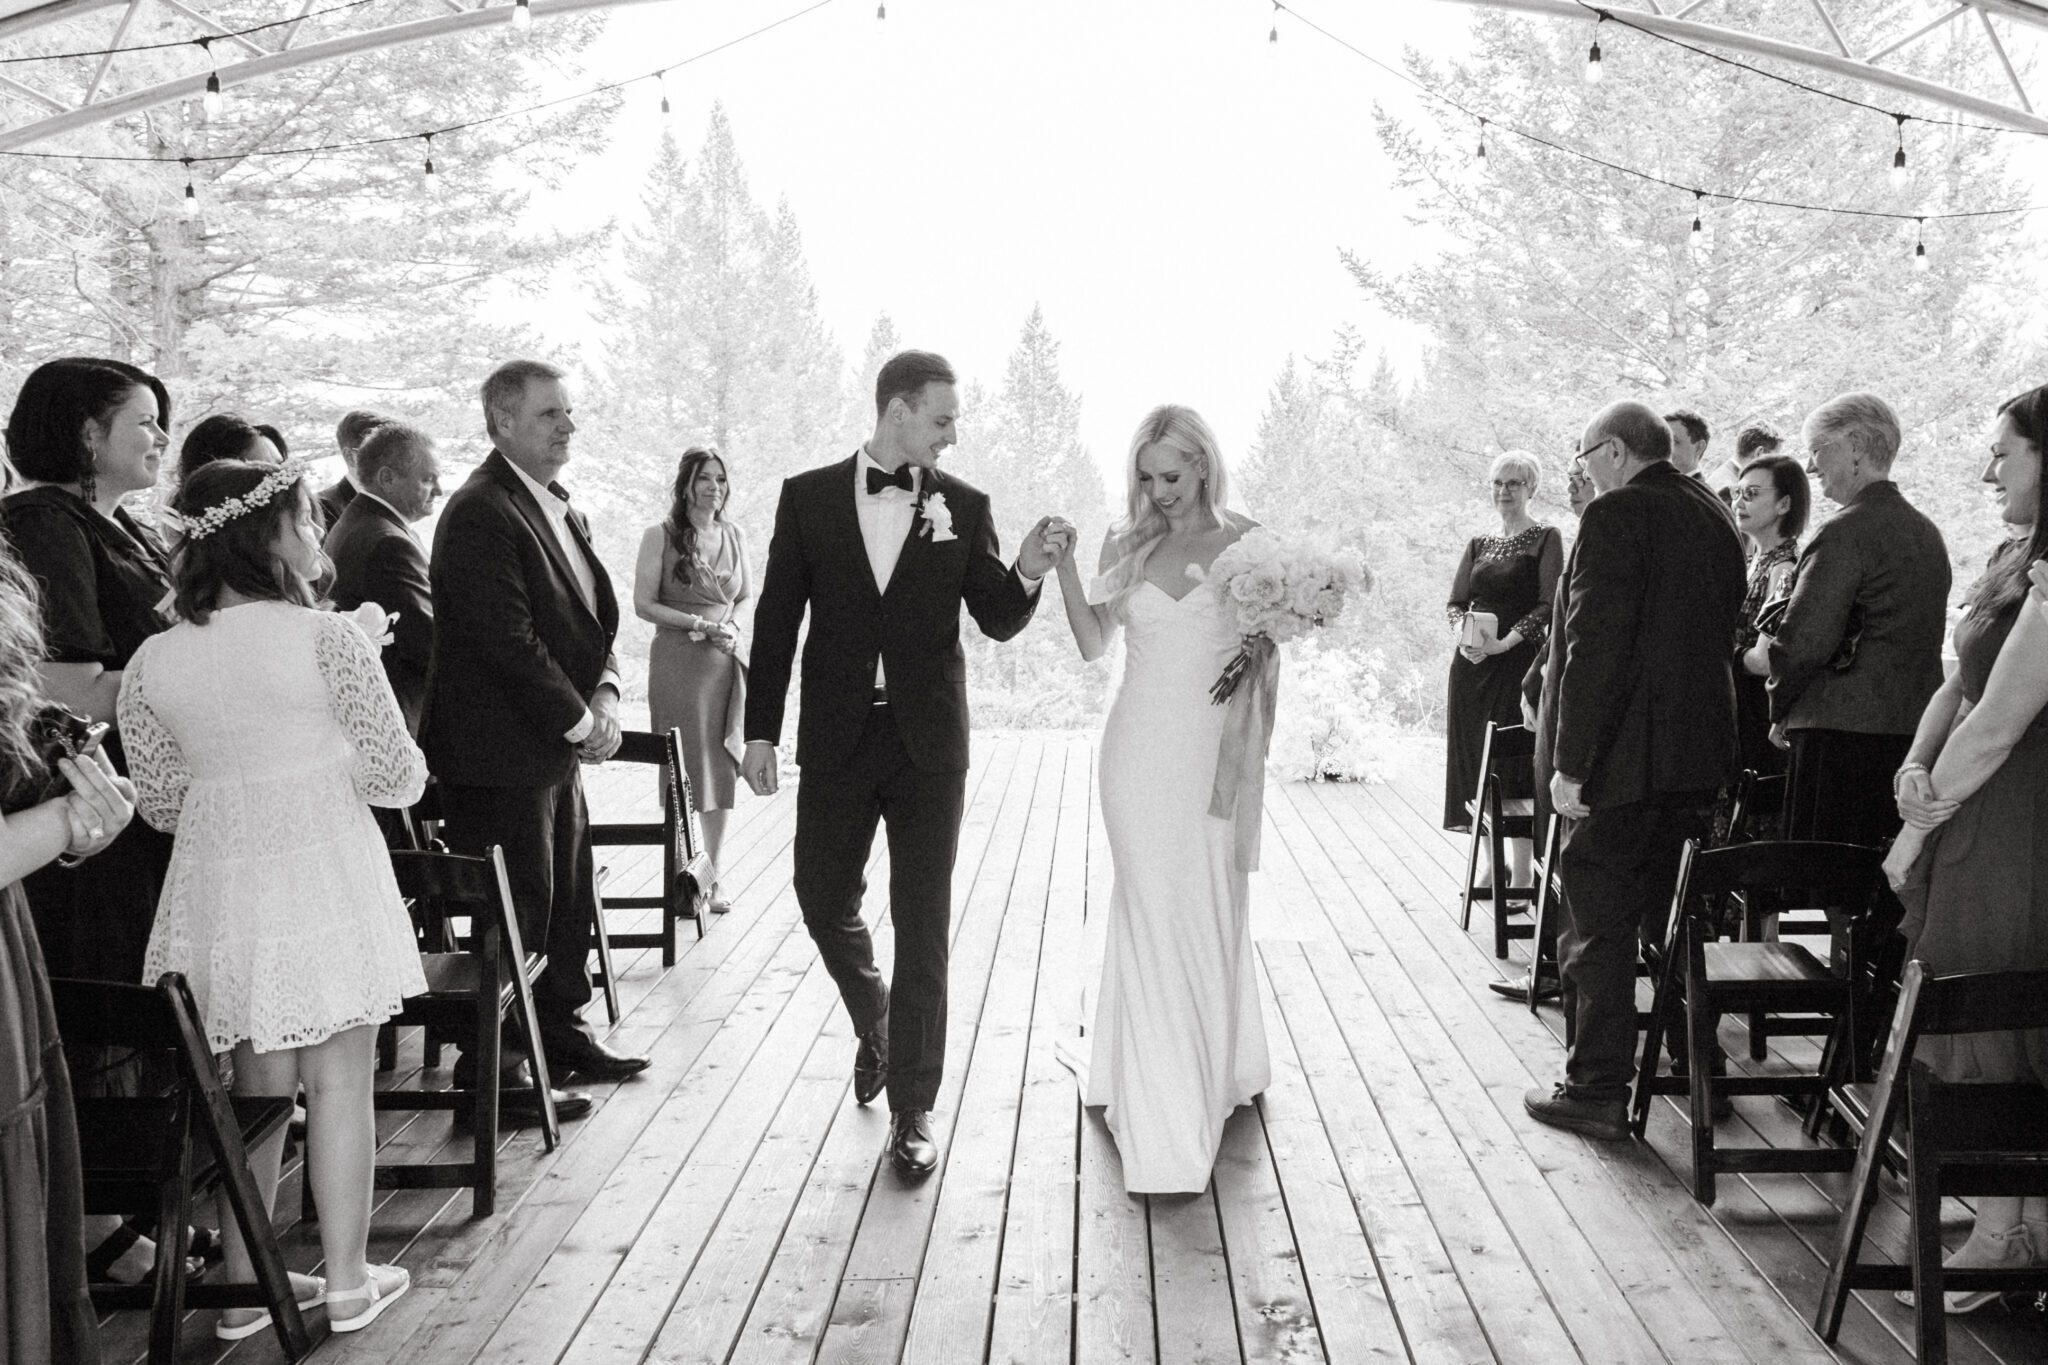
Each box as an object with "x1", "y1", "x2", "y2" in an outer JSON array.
[
  {"x1": 1768, "y1": 722, "x2": 1791, "y2": 751},
  {"x1": 1020, "y1": 516, "x2": 1077, "y2": 580},
  {"x1": 1550, "y1": 772, "x2": 1590, "y2": 821},
  {"x1": 577, "y1": 691, "x2": 623, "y2": 765},
  {"x1": 59, "y1": 750, "x2": 135, "y2": 860},
  {"x1": 741, "y1": 740, "x2": 778, "y2": 797},
  {"x1": 1895, "y1": 767, "x2": 1959, "y2": 832}
]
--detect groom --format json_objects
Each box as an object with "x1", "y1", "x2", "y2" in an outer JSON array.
[{"x1": 742, "y1": 349, "x2": 1065, "y2": 1175}]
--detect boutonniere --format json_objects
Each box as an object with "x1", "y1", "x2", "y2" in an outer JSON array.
[{"x1": 919, "y1": 491, "x2": 957, "y2": 542}]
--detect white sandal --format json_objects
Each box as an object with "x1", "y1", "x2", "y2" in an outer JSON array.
[
  {"x1": 1894, "y1": 1223, "x2": 2035, "y2": 1314},
  {"x1": 326, "y1": 1263, "x2": 410, "y2": 1333},
  {"x1": 214, "y1": 1274, "x2": 326, "y2": 1341}
]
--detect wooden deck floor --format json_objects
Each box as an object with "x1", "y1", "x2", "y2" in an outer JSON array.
[{"x1": 107, "y1": 734, "x2": 2048, "y2": 1365}]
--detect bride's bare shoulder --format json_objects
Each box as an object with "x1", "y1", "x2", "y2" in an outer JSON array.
[{"x1": 1223, "y1": 510, "x2": 1261, "y2": 540}]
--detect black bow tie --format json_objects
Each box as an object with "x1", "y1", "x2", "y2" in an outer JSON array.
[{"x1": 866, "y1": 465, "x2": 916, "y2": 496}]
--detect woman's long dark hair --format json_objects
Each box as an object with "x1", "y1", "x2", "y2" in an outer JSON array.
[
  {"x1": 1968, "y1": 383, "x2": 2048, "y2": 618},
  {"x1": 4, "y1": 359, "x2": 151, "y2": 502},
  {"x1": 170, "y1": 460, "x2": 323, "y2": 624},
  {"x1": 663, "y1": 447, "x2": 727, "y2": 587},
  {"x1": 0, "y1": 537, "x2": 48, "y2": 793}
]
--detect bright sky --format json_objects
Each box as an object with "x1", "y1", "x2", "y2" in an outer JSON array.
[{"x1": 529, "y1": 0, "x2": 1475, "y2": 505}]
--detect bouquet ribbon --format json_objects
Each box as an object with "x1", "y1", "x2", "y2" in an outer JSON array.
[{"x1": 1208, "y1": 635, "x2": 1280, "y2": 873}]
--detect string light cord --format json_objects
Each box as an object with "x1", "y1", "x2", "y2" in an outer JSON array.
[
  {"x1": 0, "y1": 0, "x2": 840, "y2": 163},
  {"x1": 1272, "y1": 0, "x2": 2037, "y2": 224},
  {"x1": 1571, "y1": 2, "x2": 2047, "y2": 139},
  {"x1": 0, "y1": 0, "x2": 385, "y2": 65}
]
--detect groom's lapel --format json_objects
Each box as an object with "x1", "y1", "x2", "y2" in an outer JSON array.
[
  {"x1": 824, "y1": 453, "x2": 884, "y2": 605},
  {"x1": 884, "y1": 469, "x2": 942, "y2": 603}
]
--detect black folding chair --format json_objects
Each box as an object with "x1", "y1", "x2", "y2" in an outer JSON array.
[
  {"x1": 371, "y1": 845, "x2": 558, "y2": 1218},
  {"x1": 1520, "y1": 812, "x2": 1564, "y2": 1014},
  {"x1": 55, "y1": 973, "x2": 312, "y2": 1363},
  {"x1": 589, "y1": 729, "x2": 715, "y2": 994},
  {"x1": 1458, "y1": 721, "x2": 1539, "y2": 958},
  {"x1": 1630, "y1": 839, "x2": 1885, "y2": 1205},
  {"x1": 1816, "y1": 961, "x2": 2048, "y2": 1364}
]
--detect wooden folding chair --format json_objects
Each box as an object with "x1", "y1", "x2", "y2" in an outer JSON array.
[
  {"x1": 589, "y1": 729, "x2": 716, "y2": 995},
  {"x1": 1630, "y1": 838, "x2": 1886, "y2": 1205},
  {"x1": 54, "y1": 973, "x2": 313, "y2": 1363},
  {"x1": 1458, "y1": 721, "x2": 1539, "y2": 958},
  {"x1": 1816, "y1": 961, "x2": 2048, "y2": 1364},
  {"x1": 371, "y1": 845, "x2": 558, "y2": 1218},
  {"x1": 1520, "y1": 812, "x2": 1564, "y2": 1015}
]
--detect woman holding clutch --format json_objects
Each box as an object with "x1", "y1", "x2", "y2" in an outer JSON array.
[{"x1": 1443, "y1": 452, "x2": 1562, "y2": 888}]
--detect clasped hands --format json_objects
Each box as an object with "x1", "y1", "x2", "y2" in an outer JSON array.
[
  {"x1": 576, "y1": 690, "x2": 623, "y2": 765},
  {"x1": 1020, "y1": 516, "x2": 1079, "y2": 580}
]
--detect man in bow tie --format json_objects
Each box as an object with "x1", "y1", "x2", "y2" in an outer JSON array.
[{"x1": 743, "y1": 349, "x2": 1068, "y2": 1177}]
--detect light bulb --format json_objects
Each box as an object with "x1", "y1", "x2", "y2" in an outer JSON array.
[
  {"x1": 875, "y1": 2, "x2": 885, "y2": 16},
  {"x1": 1913, "y1": 241, "x2": 1928, "y2": 271},
  {"x1": 511, "y1": 0, "x2": 531, "y2": 33},
  {"x1": 1584, "y1": 40, "x2": 1603, "y2": 84},
  {"x1": 1475, "y1": 119, "x2": 1487, "y2": 164},
  {"x1": 658, "y1": 73, "x2": 670, "y2": 116},
  {"x1": 203, "y1": 72, "x2": 222, "y2": 119},
  {"x1": 1890, "y1": 147, "x2": 1906, "y2": 189},
  {"x1": 181, "y1": 182, "x2": 198, "y2": 220}
]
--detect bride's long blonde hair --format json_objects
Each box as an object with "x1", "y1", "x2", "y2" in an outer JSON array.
[{"x1": 1098, "y1": 404, "x2": 1232, "y2": 620}]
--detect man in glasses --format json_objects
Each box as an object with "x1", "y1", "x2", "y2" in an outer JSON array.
[{"x1": 1521, "y1": 401, "x2": 1746, "y2": 1140}]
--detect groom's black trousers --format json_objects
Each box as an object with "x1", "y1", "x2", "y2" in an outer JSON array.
[{"x1": 794, "y1": 702, "x2": 966, "y2": 1114}]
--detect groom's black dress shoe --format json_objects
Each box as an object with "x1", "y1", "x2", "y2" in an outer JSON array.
[
  {"x1": 551, "y1": 1037, "x2": 651, "y2": 1082},
  {"x1": 1487, "y1": 978, "x2": 1560, "y2": 1005},
  {"x1": 889, "y1": 1110, "x2": 938, "y2": 1177},
  {"x1": 854, "y1": 1022, "x2": 889, "y2": 1107}
]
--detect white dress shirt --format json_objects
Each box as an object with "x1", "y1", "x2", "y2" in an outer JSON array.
[
  {"x1": 855, "y1": 446, "x2": 920, "y2": 687},
  {"x1": 505, "y1": 457, "x2": 619, "y2": 741}
]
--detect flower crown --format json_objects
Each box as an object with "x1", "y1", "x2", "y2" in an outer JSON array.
[{"x1": 181, "y1": 457, "x2": 311, "y2": 541}]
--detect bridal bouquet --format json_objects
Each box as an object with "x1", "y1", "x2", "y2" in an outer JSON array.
[{"x1": 1203, "y1": 531, "x2": 1370, "y2": 705}]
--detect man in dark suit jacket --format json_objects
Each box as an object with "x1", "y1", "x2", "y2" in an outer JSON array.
[
  {"x1": 1524, "y1": 400, "x2": 1747, "y2": 1141},
  {"x1": 315, "y1": 409, "x2": 387, "y2": 531},
  {"x1": 742, "y1": 350, "x2": 1059, "y2": 1175},
  {"x1": 1766, "y1": 392, "x2": 1950, "y2": 847},
  {"x1": 421, "y1": 360, "x2": 646, "y2": 1112},
  {"x1": 325, "y1": 421, "x2": 440, "y2": 735}
]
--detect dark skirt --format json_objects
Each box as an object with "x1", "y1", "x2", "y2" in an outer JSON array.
[
  {"x1": 1443, "y1": 637, "x2": 1538, "y2": 831},
  {"x1": 1732, "y1": 670, "x2": 1784, "y2": 781},
  {"x1": 0, "y1": 882, "x2": 102, "y2": 1365},
  {"x1": 1900, "y1": 722, "x2": 2048, "y2": 1087}
]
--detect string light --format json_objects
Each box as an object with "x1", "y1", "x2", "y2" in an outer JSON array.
[
  {"x1": 875, "y1": 3, "x2": 885, "y2": 16},
  {"x1": 1475, "y1": 117, "x2": 1487, "y2": 164},
  {"x1": 1583, "y1": 15, "x2": 1603, "y2": 85},
  {"x1": 1270, "y1": 1, "x2": 1280, "y2": 43},
  {"x1": 1689, "y1": 189, "x2": 1703, "y2": 245},
  {"x1": 657, "y1": 70, "x2": 670, "y2": 116},
  {"x1": 511, "y1": 0, "x2": 531, "y2": 35},
  {"x1": 1914, "y1": 218, "x2": 1929, "y2": 271},
  {"x1": 200, "y1": 39, "x2": 222, "y2": 119},
  {"x1": 422, "y1": 132, "x2": 437, "y2": 191},
  {"x1": 1890, "y1": 114, "x2": 1908, "y2": 189},
  {"x1": 179, "y1": 157, "x2": 198, "y2": 220}
]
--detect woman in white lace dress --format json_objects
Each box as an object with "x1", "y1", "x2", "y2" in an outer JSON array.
[{"x1": 117, "y1": 458, "x2": 426, "y2": 1337}]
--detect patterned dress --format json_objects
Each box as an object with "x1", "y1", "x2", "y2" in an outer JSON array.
[
  {"x1": 1443, "y1": 524, "x2": 1563, "y2": 829},
  {"x1": 117, "y1": 603, "x2": 427, "y2": 1052},
  {"x1": 1733, "y1": 540, "x2": 1798, "y2": 778}
]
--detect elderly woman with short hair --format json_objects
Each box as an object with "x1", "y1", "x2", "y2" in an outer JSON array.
[
  {"x1": 1443, "y1": 451, "x2": 1564, "y2": 886},
  {"x1": 1766, "y1": 392, "x2": 1951, "y2": 847}
]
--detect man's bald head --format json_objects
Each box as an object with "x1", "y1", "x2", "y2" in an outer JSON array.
[{"x1": 1580, "y1": 401, "x2": 1673, "y2": 493}]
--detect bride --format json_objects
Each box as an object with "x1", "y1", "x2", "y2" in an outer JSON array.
[{"x1": 1050, "y1": 404, "x2": 1272, "y2": 1195}]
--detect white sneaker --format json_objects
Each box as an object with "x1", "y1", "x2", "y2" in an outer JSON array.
[
  {"x1": 326, "y1": 1263, "x2": 410, "y2": 1333},
  {"x1": 1895, "y1": 1223, "x2": 2035, "y2": 1314}
]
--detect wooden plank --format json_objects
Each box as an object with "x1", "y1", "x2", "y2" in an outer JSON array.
[
  {"x1": 1251, "y1": 950, "x2": 1413, "y2": 1364},
  {"x1": 900, "y1": 743, "x2": 1069, "y2": 1362},
  {"x1": 1072, "y1": 759, "x2": 1156, "y2": 1365},
  {"x1": 985, "y1": 736, "x2": 1090, "y2": 1365},
  {"x1": 1211, "y1": 1098, "x2": 1327, "y2": 1363},
  {"x1": 1149, "y1": 1187, "x2": 1239, "y2": 1365},
  {"x1": 727, "y1": 742, "x2": 1025, "y2": 1364},
  {"x1": 814, "y1": 739, "x2": 1051, "y2": 1364}
]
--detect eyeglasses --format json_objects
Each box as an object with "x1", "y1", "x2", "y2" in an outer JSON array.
[
  {"x1": 1733, "y1": 486, "x2": 1777, "y2": 503},
  {"x1": 1491, "y1": 479, "x2": 1529, "y2": 492}
]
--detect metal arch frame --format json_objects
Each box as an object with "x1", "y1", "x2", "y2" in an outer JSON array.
[
  {"x1": 1428, "y1": 0, "x2": 2048, "y2": 133},
  {"x1": 2, "y1": 0, "x2": 2046, "y2": 150},
  {"x1": 0, "y1": 0, "x2": 672, "y2": 151}
]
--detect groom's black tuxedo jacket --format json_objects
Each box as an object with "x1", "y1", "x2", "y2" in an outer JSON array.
[
  {"x1": 421, "y1": 450, "x2": 620, "y2": 789},
  {"x1": 745, "y1": 454, "x2": 1038, "y2": 775}
]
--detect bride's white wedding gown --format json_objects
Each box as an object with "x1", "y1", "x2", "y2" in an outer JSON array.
[{"x1": 1076, "y1": 578, "x2": 1271, "y2": 1195}]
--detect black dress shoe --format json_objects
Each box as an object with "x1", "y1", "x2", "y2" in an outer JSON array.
[
  {"x1": 550, "y1": 1037, "x2": 652, "y2": 1082},
  {"x1": 889, "y1": 1110, "x2": 937, "y2": 1176},
  {"x1": 1487, "y1": 978, "x2": 1560, "y2": 1004},
  {"x1": 453, "y1": 1086, "x2": 594, "y2": 1125},
  {"x1": 854, "y1": 1022, "x2": 888, "y2": 1107}
]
